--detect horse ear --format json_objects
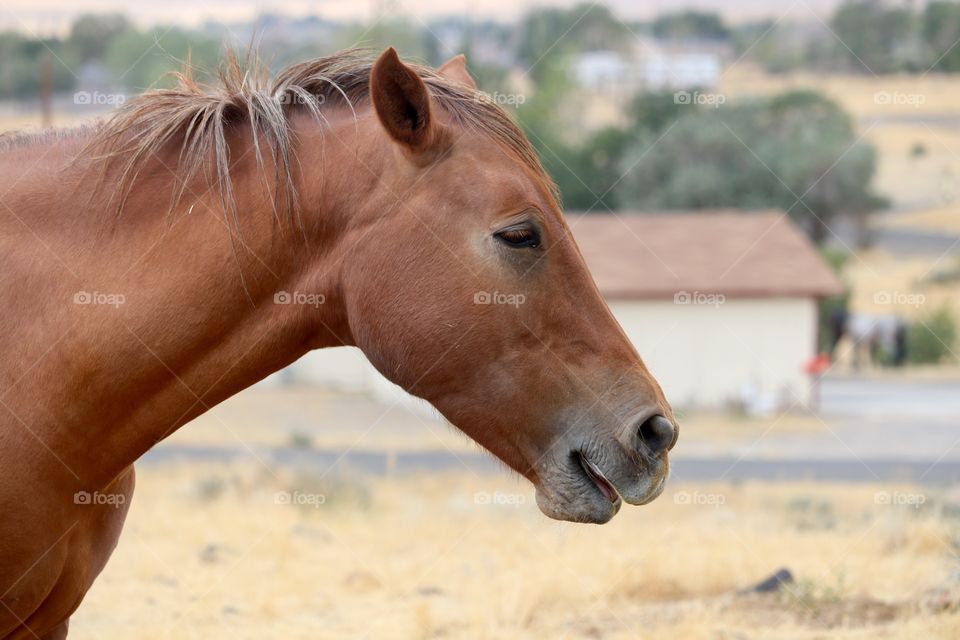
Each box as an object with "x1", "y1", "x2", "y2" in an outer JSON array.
[
  {"x1": 437, "y1": 54, "x2": 477, "y2": 90},
  {"x1": 370, "y1": 47, "x2": 441, "y2": 154}
]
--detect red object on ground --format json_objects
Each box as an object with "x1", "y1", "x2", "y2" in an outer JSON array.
[{"x1": 804, "y1": 353, "x2": 831, "y2": 375}]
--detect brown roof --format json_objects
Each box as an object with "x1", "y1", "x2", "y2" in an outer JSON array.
[{"x1": 567, "y1": 211, "x2": 845, "y2": 300}]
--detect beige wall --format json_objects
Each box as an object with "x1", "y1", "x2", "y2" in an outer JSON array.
[
  {"x1": 610, "y1": 297, "x2": 819, "y2": 410},
  {"x1": 279, "y1": 296, "x2": 820, "y2": 412}
]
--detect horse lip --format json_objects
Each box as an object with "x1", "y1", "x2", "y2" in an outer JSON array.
[
  {"x1": 637, "y1": 475, "x2": 667, "y2": 505},
  {"x1": 577, "y1": 452, "x2": 621, "y2": 504}
]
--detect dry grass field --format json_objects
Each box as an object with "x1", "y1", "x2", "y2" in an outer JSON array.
[
  {"x1": 69, "y1": 462, "x2": 960, "y2": 639},
  {"x1": 840, "y1": 249, "x2": 960, "y2": 319}
]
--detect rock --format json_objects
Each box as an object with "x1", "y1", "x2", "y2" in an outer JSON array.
[
  {"x1": 739, "y1": 568, "x2": 794, "y2": 595},
  {"x1": 199, "y1": 543, "x2": 236, "y2": 565},
  {"x1": 921, "y1": 585, "x2": 960, "y2": 613}
]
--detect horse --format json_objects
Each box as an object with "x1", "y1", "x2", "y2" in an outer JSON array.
[
  {"x1": 0, "y1": 48, "x2": 677, "y2": 638},
  {"x1": 828, "y1": 309, "x2": 907, "y2": 370}
]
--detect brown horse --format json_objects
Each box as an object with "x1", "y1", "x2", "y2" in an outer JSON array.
[{"x1": 0, "y1": 48, "x2": 676, "y2": 638}]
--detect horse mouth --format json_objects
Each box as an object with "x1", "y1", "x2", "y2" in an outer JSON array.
[
  {"x1": 533, "y1": 446, "x2": 669, "y2": 524},
  {"x1": 577, "y1": 451, "x2": 621, "y2": 505}
]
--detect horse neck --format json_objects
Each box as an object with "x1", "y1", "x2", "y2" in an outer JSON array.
[{"x1": 0, "y1": 117, "x2": 377, "y2": 489}]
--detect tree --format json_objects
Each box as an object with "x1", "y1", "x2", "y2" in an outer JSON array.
[
  {"x1": 103, "y1": 28, "x2": 221, "y2": 91},
  {"x1": 651, "y1": 11, "x2": 728, "y2": 40},
  {"x1": 830, "y1": 0, "x2": 917, "y2": 73},
  {"x1": 514, "y1": 3, "x2": 631, "y2": 83},
  {"x1": 907, "y1": 307, "x2": 957, "y2": 364},
  {"x1": 0, "y1": 32, "x2": 77, "y2": 98},
  {"x1": 68, "y1": 14, "x2": 133, "y2": 63},
  {"x1": 923, "y1": 1, "x2": 960, "y2": 71},
  {"x1": 733, "y1": 20, "x2": 836, "y2": 73},
  {"x1": 616, "y1": 90, "x2": 886, "y2": 243}
]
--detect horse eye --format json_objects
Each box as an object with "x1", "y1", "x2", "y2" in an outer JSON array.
[{"x1": 495, "y1": 226, "x2": 541, "y2": 248}]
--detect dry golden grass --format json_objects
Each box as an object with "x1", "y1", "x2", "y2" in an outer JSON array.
[
  {"x1": 720, "y1": 64, "x2": 960, "y2": 120},
  {"x1": 840, "y1": 248, "x2": 960, "y2": 320},
  {"x1": 866, "y1": 124, "x2": 960, "y2": 213},
  {"x1": 71, "y1": 462, "x2": 960, "y2": 639},
  {"x1": 885, "y1": 205, "x2": 960, "y2": 235}
]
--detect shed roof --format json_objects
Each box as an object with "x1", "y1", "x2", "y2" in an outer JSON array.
[{"x1": 567, "y1": 211, "x2": 845, "y2": 300}]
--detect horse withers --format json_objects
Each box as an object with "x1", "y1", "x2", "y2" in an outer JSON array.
[{"x1": 0, "y1": 49, "x2": 677, "y2": 638}]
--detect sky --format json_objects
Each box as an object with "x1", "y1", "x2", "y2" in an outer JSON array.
[{"x1": 1, "y1": 0, "x2": 845, "y2": 35}]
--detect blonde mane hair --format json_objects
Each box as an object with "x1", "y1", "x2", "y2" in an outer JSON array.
[{"x1": 90, "y1": 48, "x2": 557, "y2": 223}]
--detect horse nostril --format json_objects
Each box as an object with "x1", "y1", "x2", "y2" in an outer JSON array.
[{"x1": 638, "y1": 415, "x2": 676, "y2": 456}]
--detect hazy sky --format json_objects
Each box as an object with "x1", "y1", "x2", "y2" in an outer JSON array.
[{"x1": 1, "y1": 0, "x2": 844, "y2": 35}]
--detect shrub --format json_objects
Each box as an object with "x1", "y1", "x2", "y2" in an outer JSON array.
[{"x1": 907, "y1": 307, "x2": 957, "y2": 364}]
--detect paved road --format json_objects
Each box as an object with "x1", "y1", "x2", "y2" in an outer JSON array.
[
  {"x1": 872, "y1": 226, "x2": 960, "y2": 257},
  {"x1": 829, "y1": 215, "x2": 960, "y2": 257},
  {"x1": 688, "y1": 375, "x2": 960, "y2": 463}
]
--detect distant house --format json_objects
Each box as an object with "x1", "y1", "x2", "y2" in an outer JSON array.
[
  {"x1": 568, "y1": 212, "x2": 843, "y2": 411},
  {"x1": 573, "y1": 51, "x2": 639, "y2": 93},
  {"x1": 641, "y1": 50, "x2": 721, "y2": 91},
  {"x1": 278, "y1": 211, "x2": 843, "y2": 413},
  {"x1": 573, "y1": 39, "x2": 724, "y2": 97}
]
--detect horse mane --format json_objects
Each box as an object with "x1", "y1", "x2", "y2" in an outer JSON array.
[
  {"x1": 0, "y1": 125, "x2": 96, "y2": 152},
  {"x1": 87, "y1": 48, "x2": 558, "y2": 224}
]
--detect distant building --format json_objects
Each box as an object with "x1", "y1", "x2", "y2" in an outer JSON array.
[
  {"x1": 641, "y1": 50, "x2": 722, "y2": 91},
  {"x1": 567, "y1": 211, "x2": 843, "y2": 411},
  {"x1": 574, "y1": 51, "x2": 639, "y2": 93},
  {"x1": 276, "y1": 211, "x2": 843, "y2": 413},
  {"x1": 573, "y1": 39, "x2": 726, "y2": 97}
]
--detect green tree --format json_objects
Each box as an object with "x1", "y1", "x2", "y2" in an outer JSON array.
[
  {"x1": 103, "y1": 28, "x2": 220, "y2": 91},
  {"x1": 515, "y1": 3, "x2": 630, "y2": 83},
  {"x1": 616, "y1": 90, "x2": 885, "y2": 243},
  {"x1": 733, "y1": 20, "x2": 834, "y2": 73},
  {"x1": 651, "y1": 11, "x2": 729, "y2": 40},
  {"x1": 907, "y1": 307, "x2": 957, "y2": 364},
  {"x1": 68, "y1": 14, "x2": 133, "y2": 63},
  {"x1": 0, "y1": 32, "x2": 77, "y2": 98},
  {"x1": 830, "y1": 0, "x2": 916, "y2": 73},
  {"x1": 923, "y1": 1, "x2": 960, "y2": 71}
]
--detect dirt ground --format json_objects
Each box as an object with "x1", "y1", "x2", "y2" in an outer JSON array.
[{"x1": 69, "y1": 462, "x2": 960, "y2": 639}]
